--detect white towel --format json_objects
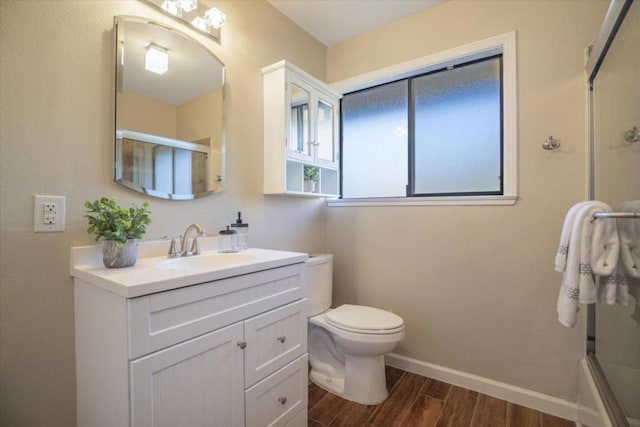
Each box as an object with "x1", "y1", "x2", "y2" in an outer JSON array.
[
  {"x1": 590, "y1": 208, "x2": 620, "y2": 277},
  {"x1": 555, "y1": 201, "x2": 591, "y2": 272},
  {"x1": 629, "y1": 276, "x2": 640, "y2": 324},
  {"x1": 557, "y1": 201, "x2": 613, "y2": 327},
  {"x1": 617, "y1": 200, "x2": 640, "y2": 279},
  {"x1": 597, "y1": 260, "x2": 629, "y2": 306},
  {"x1": 616, "y1": 200, "x2": 640, "y2": 324}
]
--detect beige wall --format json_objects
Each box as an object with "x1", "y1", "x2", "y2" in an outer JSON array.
[
  {"x1": 325, "y1": 0, "x2": 608, "y2": 402},
  {"x1": 176, "y1": 89, "x2": 223, "y2": 146},
  {"x1": 118, "y1": 91, "x2": 178, "y2": 137},
  {"x1": 177, "y1": 90, "x2": 224, "y2": 189},
  {"x1": 0, "y1": 1, "x2": 326, "y2": 426}
]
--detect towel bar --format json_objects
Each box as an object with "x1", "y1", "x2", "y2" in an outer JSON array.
[{"x1": 593, "y1": 211, "x2": 639, "y2": 219}]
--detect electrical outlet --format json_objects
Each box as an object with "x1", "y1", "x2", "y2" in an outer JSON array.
[
  {"x1": 34, "y1": 195, "x2": 65, "y2": 232},
  {"x1": 43, "y1": 203, "x2": 57, "y2": 224}
]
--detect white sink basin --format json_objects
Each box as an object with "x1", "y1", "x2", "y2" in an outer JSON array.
[{"x1": 156, "y1": 252, "x2": 256, "y2": 270}]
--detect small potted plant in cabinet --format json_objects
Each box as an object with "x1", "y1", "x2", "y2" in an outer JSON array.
[{"x1": 303, "y1": 165, "x2": 320, "y2": 193}]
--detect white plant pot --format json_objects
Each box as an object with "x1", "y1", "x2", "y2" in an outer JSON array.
[{"x1": 304, "y1": 180, "x2": 317, "y2": 193}]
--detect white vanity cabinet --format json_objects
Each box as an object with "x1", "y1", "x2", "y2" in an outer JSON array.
[
  {"x1": 263, "y1": 60, "x2": 342, "y2": 197},
  {"x1": 73, "y1": 248, "x2": 308, "y2": 427}
]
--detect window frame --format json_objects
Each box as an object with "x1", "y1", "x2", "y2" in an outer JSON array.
[{"x1": 328, "y1": 31, "x2": 518, "y2": 207}]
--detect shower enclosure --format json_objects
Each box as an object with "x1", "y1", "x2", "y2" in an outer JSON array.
[{"x1": 584, "y1": 0, "x2": 639, "y2": 426}]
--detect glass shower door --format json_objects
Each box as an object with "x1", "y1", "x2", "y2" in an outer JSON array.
[{"x1": 589, "y1": 0, "x2": 640, "y2": 425}]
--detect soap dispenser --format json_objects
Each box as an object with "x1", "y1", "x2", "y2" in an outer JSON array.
[
  {"x1": 230, "y1": 211, "x2": 249, "y2": 250},
  {"x1": 218, "y1": 226, "x2": 238, "y2": 253}
]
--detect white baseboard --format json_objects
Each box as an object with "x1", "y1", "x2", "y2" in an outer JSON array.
[{"x1": 385, "y1": 353, "x2": 578, "y2": 422}]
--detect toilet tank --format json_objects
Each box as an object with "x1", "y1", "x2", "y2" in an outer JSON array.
[{"x1": 306, "y1": 254, "x2": 333, "y2": 317}]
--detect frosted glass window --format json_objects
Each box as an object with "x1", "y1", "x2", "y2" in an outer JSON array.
[
  {"x1": 411, "y1": 57, "x2": 502, "y2": 195},
  {"x1": 340, "y1": 55, "x2": 503, "y2": 199},
  {"x1": 342, "y1": 80, "x2": 408, "y2": 198}
]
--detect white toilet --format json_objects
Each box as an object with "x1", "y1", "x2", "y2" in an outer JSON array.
[{"x1": 306, "y1": 254, "x2": 405, "y2": 405}]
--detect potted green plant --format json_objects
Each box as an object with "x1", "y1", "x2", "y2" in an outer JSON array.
[
  {"x1": 84, "y1": 197, "x2": 152, "y2": 268},
  {"x1": 303, "y1": 165, "x2": 319, "y2": 193}
]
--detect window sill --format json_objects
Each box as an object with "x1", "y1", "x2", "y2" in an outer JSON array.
[{"x1": 326, "y1": 195, "x2": 519, "y2": 207}]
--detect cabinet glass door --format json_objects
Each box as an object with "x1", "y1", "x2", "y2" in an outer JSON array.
[
  {"x1": 289, "y1": 84, "x2": 311, "y2": 159},
  {"x1": 316, "y1": 98, "x2": 336, "y2": 165}
]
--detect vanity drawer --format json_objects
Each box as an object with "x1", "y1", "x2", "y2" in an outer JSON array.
[
  {"x1": 245, "y1": 354, "x2": 308, "y2": 427},
  {"x1": 128, "y1": 263, "x2": 306, "y2": 359},
  {"x1": 244, "y1": 299, "x2": 307, "y2": 387}
]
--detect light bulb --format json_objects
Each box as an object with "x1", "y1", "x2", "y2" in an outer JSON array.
[
  {"x1": 161, "y1": 0, "x2": 180, "y2": 17},
  {"x1": 145, "y1": 44, "x2": 168, "y2": 75},
  {"x1": 204, "y1": 7, "x2": 226, "y2": 29},
  {"x1": 191, "y1": 16, "x2": 209, "y2": 32},
  {"x1": 178, "y1": 0, "x2": 197, "y2": 13}
]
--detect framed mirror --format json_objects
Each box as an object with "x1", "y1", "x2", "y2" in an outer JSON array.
[{"x1": 114, "y1": 16, "x2": 225, "y2": 200}]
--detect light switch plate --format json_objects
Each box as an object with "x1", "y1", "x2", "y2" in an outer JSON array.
[{"x1": 34, "y1": 195, "x2": 65, "y2": 232}]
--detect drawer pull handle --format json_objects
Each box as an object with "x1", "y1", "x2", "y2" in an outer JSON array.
[
  {"x1": 277, "y1": 336, "x2": 286, "y2": 343},
  {"x1": 237, "y1": 341, "x2": 247, "y2": 349},
  {"x1": 278, "y1": 396, "x2": 287, "y2": 405}
]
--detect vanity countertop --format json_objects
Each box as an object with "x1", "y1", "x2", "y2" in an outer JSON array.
[{"x1": 71, "y1": 238, "x2": 308, "y2": 298}]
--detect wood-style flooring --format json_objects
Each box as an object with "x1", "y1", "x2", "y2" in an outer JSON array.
[{"x1": 308, "y1": 366, "x2": 575, "y2": 427}]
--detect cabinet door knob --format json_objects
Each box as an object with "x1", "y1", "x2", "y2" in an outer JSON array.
[
  {"x1": 237, "y1": 341, "x2": 247, "y2": 349},
  {"x1": 278, "y1": 396, "x2": 287, "y2": 405},
  {"x1": 277, "y1": 336, "x2": 286, "y2": 343}
]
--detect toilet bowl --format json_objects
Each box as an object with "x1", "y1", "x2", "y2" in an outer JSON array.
[{"x1": 306, "y1": 254, "x2": 404, "y2": 405}]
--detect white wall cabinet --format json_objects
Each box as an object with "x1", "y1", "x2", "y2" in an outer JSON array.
[
  {"x1": 263, "y1": 60, "x2": 342, "y2": 197},
  {"x1": 74, "y1": 262, "x2": 308, "y2": 427}
]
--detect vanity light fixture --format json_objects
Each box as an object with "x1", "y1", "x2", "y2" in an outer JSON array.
[
  {"x1": 178, "y1": 0, "x2": 197, "y2": 13},
  {"x1": 190, "y1": 16, "x2": 208, "y2": 33},
  {"x1": 145, "y1": 43, "x2": 168, "y2": 75},
  {"x1": 204, "y1": 7, "x2": 226, "y2": 29},
  {"x1": 160, "y1": 0, "x2": 181, "y2": 17},
  {"x1": 142, "y1": 0, "x2": 226, "y2": 41}
]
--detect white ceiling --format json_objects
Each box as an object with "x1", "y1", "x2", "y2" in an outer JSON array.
[{"x1": 267, "y1": 0, "x2": 446, "y2": 47}]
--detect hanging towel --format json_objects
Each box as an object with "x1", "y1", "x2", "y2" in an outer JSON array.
[
  {"x1": 590, "y1": 207, "x2": 620, "y2": 277},
  {"x1": 555, "y1": 201, "x2": 591, "y2": 272},
  {"x1": 595, "y1": 200, "x2": 639, "y2": 307},
  {"x1": 597, "y1": 260, "x2": 629, "y2": 306},
  {"x1": 557, "y1": 201, "x2": 614, "y2": 327},
  {"x1": 617, "y1": 200, "x2": 640, "y2": 279},
  {"x1": 616, "y1": 200, "x2": 640, "y2": 325}
]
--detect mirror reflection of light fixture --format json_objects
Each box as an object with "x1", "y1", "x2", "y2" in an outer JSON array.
[
  {"x1": 145, "y1": 43, "x2": 168, "y2": 75},
  {"x1": 142, "y1": 0, "x2": 226, "y2": 41}
]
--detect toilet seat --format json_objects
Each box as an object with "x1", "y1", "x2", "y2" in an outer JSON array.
[{"x1": 325, "y1": 304, "x2": 404, "y2": 335}]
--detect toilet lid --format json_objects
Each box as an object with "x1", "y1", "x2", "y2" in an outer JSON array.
[{"x1": 325, "y1": 304, "x2": 404, "y2": 334}]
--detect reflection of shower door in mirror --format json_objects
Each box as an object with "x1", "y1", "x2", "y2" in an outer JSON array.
[{"x1": 589, "y1": 0, "x2": 640, "y2": 426}]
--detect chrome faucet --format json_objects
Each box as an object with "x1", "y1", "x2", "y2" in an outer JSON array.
[{"x1": 173, "y1": 223, "x2": 205, "y2": 257}]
